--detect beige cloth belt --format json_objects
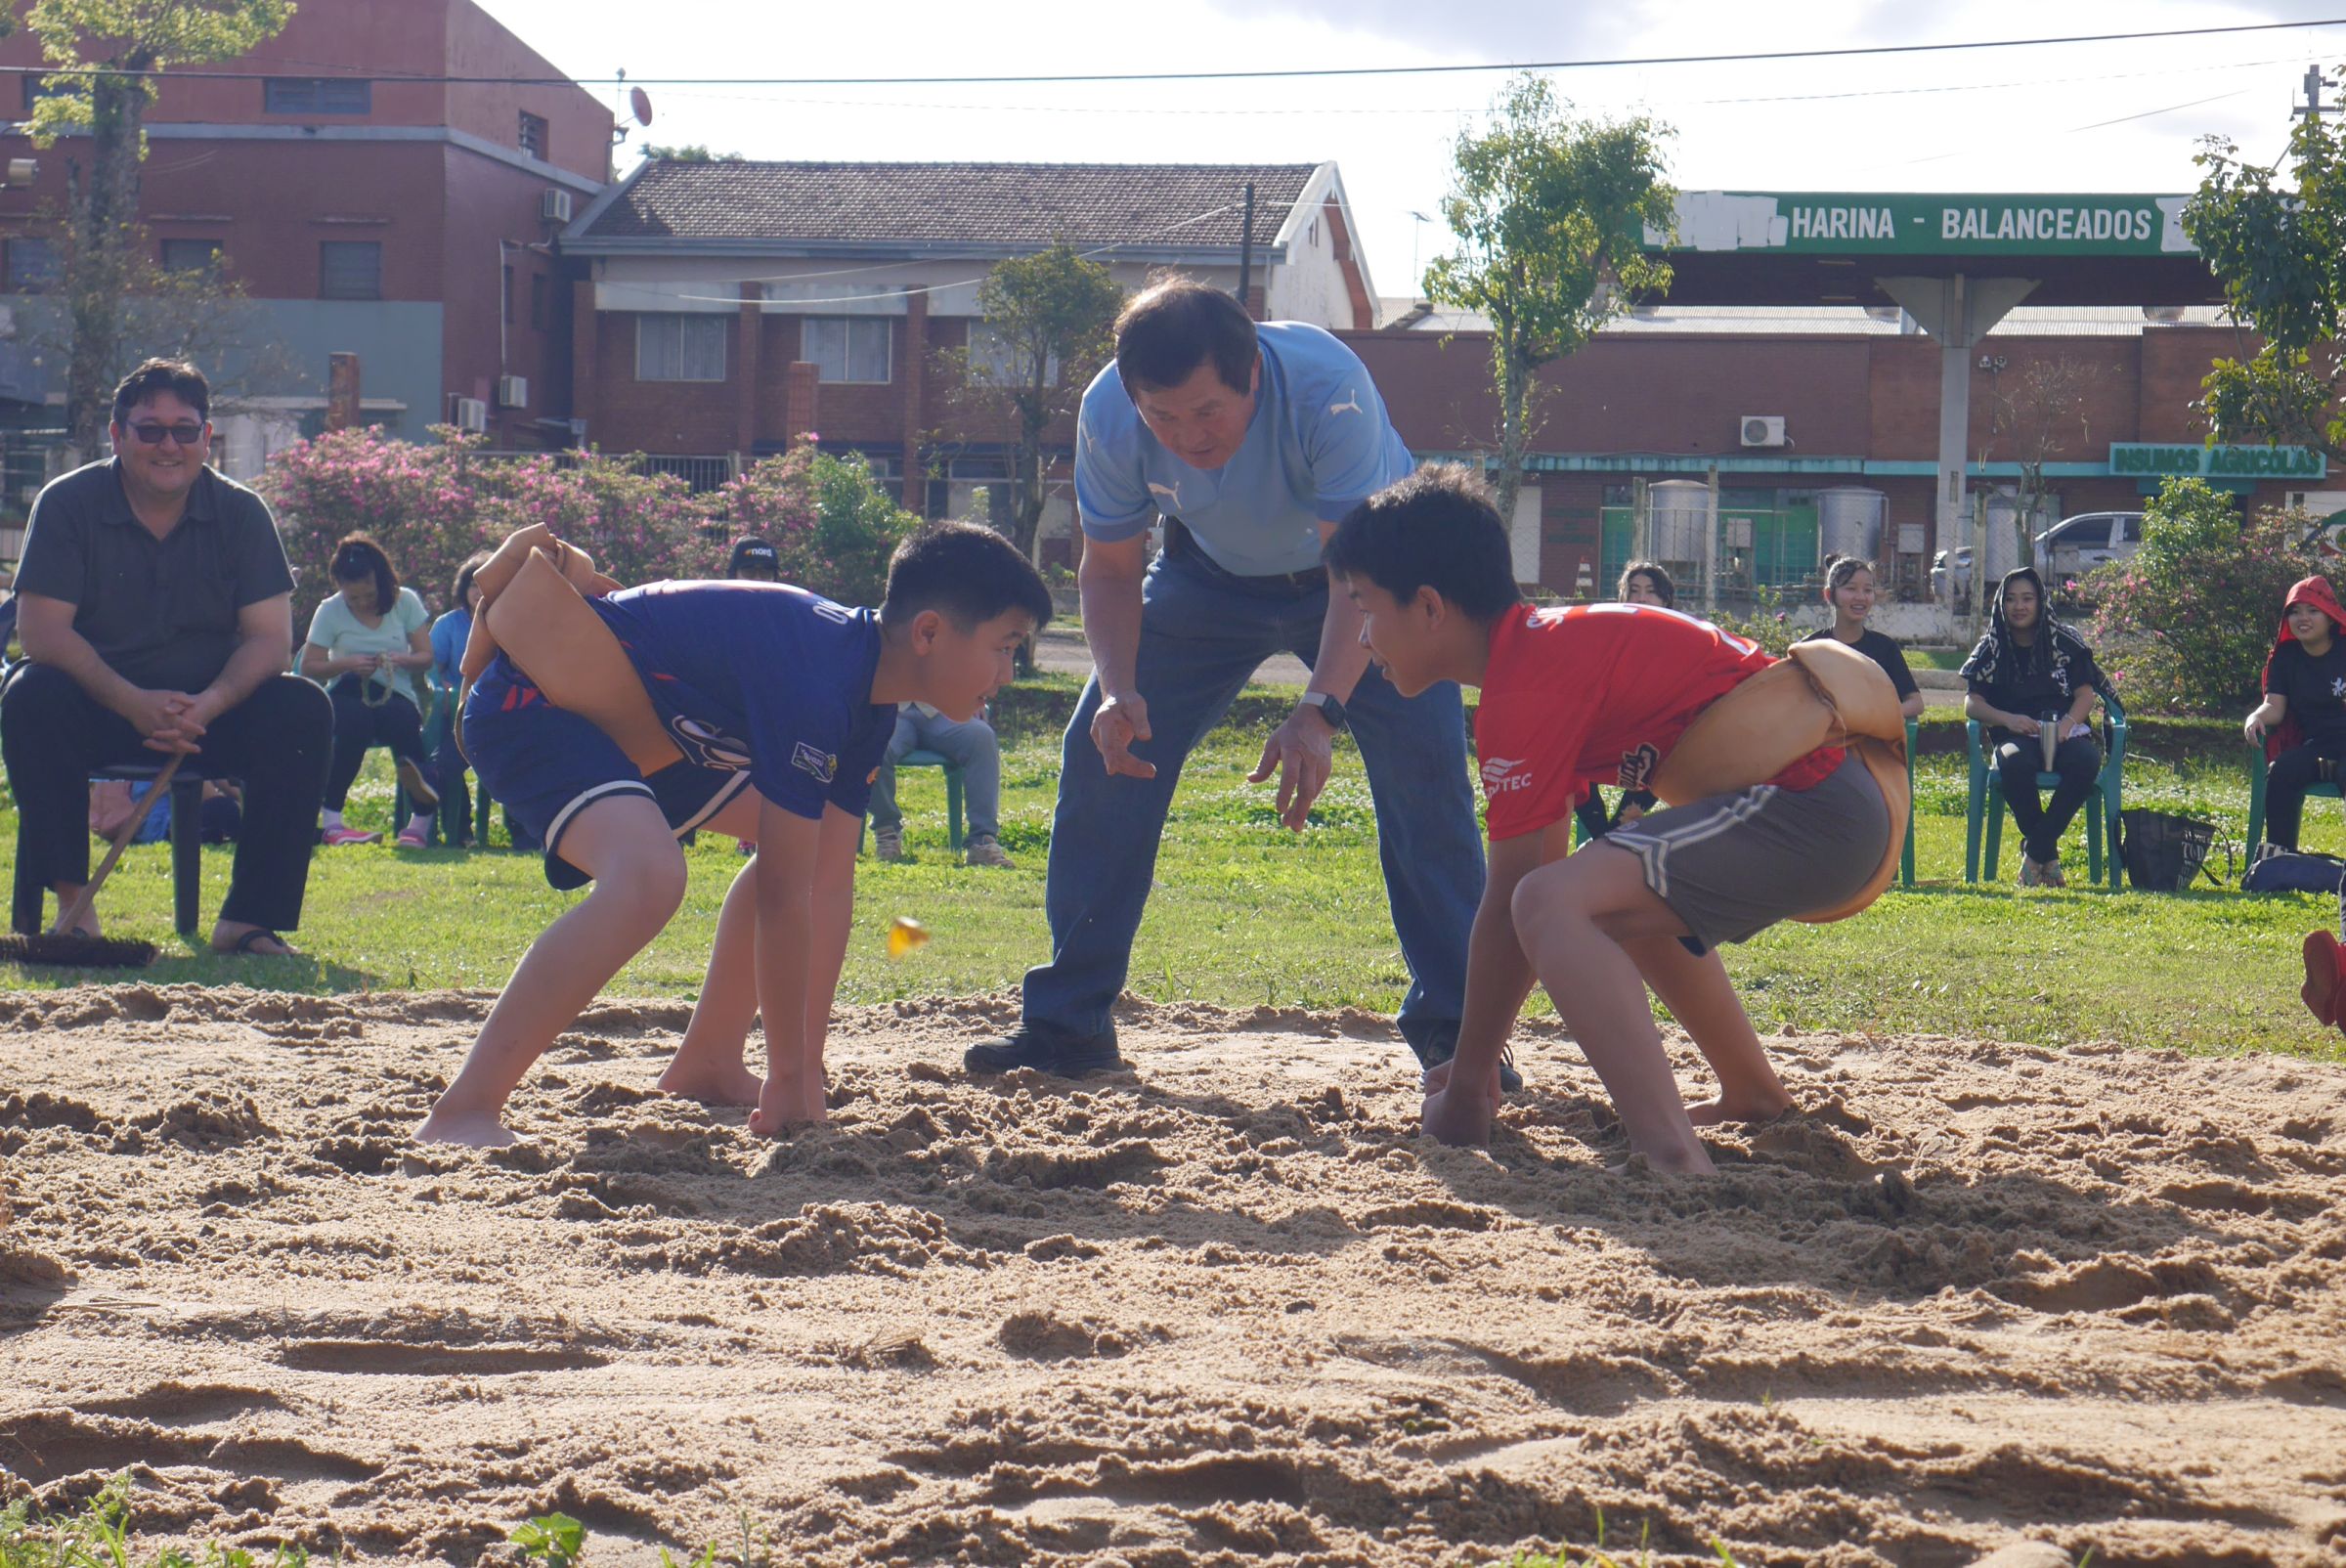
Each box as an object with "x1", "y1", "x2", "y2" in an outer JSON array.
[
  {"x1": 1647, "y1": 636, "x2": 1911, "y2": 924},
  {"x1": 456, "y1": 523, "x2": 683, "y2": 775}
]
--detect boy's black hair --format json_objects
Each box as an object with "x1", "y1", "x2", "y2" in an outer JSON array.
[
  {"x1": 112, "y1": 357, "x2": 210, "y2": 427},
  {"x1": 1323, "y1": 464, "x2": 1523, "y2": 622},
  {"x1": 880, "y1": 520, "x2": 1054, "y2": 633},
  {"x1": 1114, "y1": 275, "x2": 1258, "y2": 397}
]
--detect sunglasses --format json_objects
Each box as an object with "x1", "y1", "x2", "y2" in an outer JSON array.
[{"x1": 127, "y1": 420, "x2": 205, "y2": 447}]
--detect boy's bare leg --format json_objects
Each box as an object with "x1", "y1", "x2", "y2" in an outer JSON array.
[
  {"x1": 659, "y1": 854, "x2": 764, "y2": 1106},
  {"x1": 1620, "y1": 936, "x2": 1793, "y2": 1127},
  {"x1": 417, "y1": 796, "x2": 689, "y2": 1147},
  {"x1": 1510, "y1": 845, "x2": 1716, "y2": 1174}
]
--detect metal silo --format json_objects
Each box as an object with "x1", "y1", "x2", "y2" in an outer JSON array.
[
  {"x1": 1648, "y1": 480, "x2": 1713, "y2": 573},
  {"x1": 1815, "y1": 487, "x2": 1886, "y2": 566}
]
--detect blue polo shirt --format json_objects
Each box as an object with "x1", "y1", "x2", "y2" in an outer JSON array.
[
  {"x1": 586, "y1": 580, "x2": 896, "y2": 821},
  {"x1": 1073, "y1": 321, "x2": 1413, "y2": 577}
]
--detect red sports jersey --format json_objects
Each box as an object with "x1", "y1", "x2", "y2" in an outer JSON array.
[{"x1": 1473, "y1": 602, "x2": 1843, "y2": 841}]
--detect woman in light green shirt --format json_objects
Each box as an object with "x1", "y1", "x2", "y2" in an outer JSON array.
[{"x1": 300, "y1": 532, "x2": 439, "y2": 846}]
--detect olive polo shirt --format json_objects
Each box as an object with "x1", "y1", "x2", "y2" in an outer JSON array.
[{"x1": 14, "y1": 457, "x2": 293, "y2": 693}]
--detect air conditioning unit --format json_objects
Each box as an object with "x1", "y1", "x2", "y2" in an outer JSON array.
[
  {"x1": 450, "y1": 396, "x2": 488, "y2": 432},
  {"x1": 496, "y1": 374, "x2": 529, "y2": 409},
  {"x1": 1740, "y1": 415, "x2": 1788, "y2": 449},
  {"x1": 541, "y1": 188, "x2": 572, "y2": 225}
]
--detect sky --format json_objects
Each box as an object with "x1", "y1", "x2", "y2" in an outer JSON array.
[{"x1": 479, "y1": 0, "x2": 2346, "y2": 302}]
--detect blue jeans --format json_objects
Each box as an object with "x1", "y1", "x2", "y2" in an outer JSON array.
[
  {"x1": 1021, "y1": 548, "x2": 1485, "y2": 1062},
  {"x1": 870, "y1": 710, "x2": 1002, "y2": 839}
]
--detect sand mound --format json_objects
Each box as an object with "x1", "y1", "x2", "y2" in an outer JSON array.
[{"x1": 4, "y1": 984, "x2": 2344, "y2": 1565}]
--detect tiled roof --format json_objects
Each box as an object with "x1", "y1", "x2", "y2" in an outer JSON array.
[{"x1": 579, "y1": 160, "x2": 1320, "y2": 247}]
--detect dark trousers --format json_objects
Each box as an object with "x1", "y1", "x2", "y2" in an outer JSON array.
[
  {"x1": 1, "y1": 663, "x2": 330, "y2": 932},
  {"x1": 1994, "y1": 732, "x2": 2102, "y2": 864},
  {"x1": 324, "y1": 677, "x2": 429, "y2": 812},
  {"x1": 2265, "y1": 739, "x2": 2346, "y2": 849},
  {"x1": 432, "y1": 718, "x2": 475, "y2": 845}
]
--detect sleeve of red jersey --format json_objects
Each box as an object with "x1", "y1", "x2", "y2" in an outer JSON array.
[{"x1": 1476, "y1": 686, "x2": 1589, "y2": 842}]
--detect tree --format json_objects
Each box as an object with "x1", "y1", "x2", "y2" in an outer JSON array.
[
  {"x1": 1424, "y1": 74, "x2": 1674, "y2": 527},
  {"x1": 1984, "y1": 354, "x2": 2105, "y2": 593},
  {"x1": 2182, "y1": 104, "x2": 2346, "y2": 465},
  {"x1": 640, "y1": 145, "x2": 742, "y2": 162},
  {"x1": 22, "y1": 0, "x2": 294, "y2": 453},
  {"x1": 953, "y1": 242, "x2": 1122, "y2": 565}
]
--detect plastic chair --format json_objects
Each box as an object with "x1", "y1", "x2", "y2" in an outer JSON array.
[
  {"x1": 1900, "y1": 716, "x2": 1918, "y2": 889},
  {"x1": 403, "y1": 684, "x2": 493, "y2": 847},
  {"x1": 12, "y1": 761, "x2": 230, "y2": 936},
  {"x1": 859, "y1": 749, "x2": 966, "y2": 854},
  {"x1": 1964, "y1": 689, "x2": 2127, "y2": 889},
  {"x1": 2243, "y1": 744, "x2": 2344, "y2": 856}
]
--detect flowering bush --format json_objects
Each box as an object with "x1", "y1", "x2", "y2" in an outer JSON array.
[
  {"x1": 264, "y1": 432, "x2": 918, "y2": 627},
  {"x1": 2088, "y1": 475, "x2": 2315, "y2": 715},
  {"x1": 707, "y1": 448, "x2": 915, "y2": 609}
]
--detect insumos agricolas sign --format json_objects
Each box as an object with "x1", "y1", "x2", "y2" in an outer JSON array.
[{"x1": 2109, "y1": 443, "x2": 2326, "y2": 480}]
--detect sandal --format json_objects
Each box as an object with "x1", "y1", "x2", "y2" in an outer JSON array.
[
  {"x1": 216, "y1": 928, "x2": 296, "y2": 958},
  {"x1": 396, "y1": 758, "x2": 440, "y2": 810}
]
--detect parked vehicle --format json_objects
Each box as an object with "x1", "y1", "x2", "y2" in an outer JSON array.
[{"x1": 2033, "y1": 511, "x2": 2145, "y2": 583}]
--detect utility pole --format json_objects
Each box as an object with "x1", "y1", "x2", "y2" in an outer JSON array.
[{"x1": 2297, "y1": 64, "x2": 2340, "y2": 119}]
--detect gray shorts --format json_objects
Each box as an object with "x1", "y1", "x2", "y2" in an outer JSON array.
[{"x1": 1600, "y1": 750, "x2": 1890, "y2": 953}]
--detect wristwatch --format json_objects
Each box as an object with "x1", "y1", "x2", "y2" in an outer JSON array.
[{"x1": 1296, "y1": 691, "x2": 1349, "y2": 733}]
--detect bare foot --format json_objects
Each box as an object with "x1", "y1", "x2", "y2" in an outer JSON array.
[
  {"x1": 747, "y1": 1075, "x2": 826, "y2": 1139},
  {"x1": 1608, "y1": 1144, "x2": 1717, "y2": 1176},
  {"x1": 1685, "y1": 1093, "x2": 1795, "y2": 1128},
  {"x1": 656, "y1": 1061, "x2": 763, "y2": 1107},
  {"x1": 414, "y1": 1109, "x2": 518, "y2": 1148}
]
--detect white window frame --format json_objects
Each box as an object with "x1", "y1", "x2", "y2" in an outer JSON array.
[
  {"x1": 804, "y1": 317, "x2": 892, "y2": 384},
  {"x1": 635, "y1": 313, "x2": 728, "y2": 383}
]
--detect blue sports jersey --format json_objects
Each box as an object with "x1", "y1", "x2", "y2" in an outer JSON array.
[
  {"x1": 586, "y1": 580, "x2": 895, "y2": 821},
  {"x1": 1073, "y1": 321, "x2": 1413, "y2": 577}
]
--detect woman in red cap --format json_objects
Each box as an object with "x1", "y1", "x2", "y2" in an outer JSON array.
[
  {"x1": 2247, "y1": 576, "x2": 2346, "y2": 1027},
  {"x1": 2244, "y1": 575, "x2": 2346, "y2": 853}
]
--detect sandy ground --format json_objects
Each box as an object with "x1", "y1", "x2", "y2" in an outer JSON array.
[{"x1": 4, "y1": 985, "x2": 2345, "y2": 1567}]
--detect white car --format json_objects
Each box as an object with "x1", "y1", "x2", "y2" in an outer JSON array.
[{"x1": 2033, "y1": 511, "x2": 2144, "y2": 583}]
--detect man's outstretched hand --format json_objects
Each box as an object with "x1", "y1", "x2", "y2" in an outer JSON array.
[{"x1": 1248, "y1": 710, "x2": 1335, "y2": 831}]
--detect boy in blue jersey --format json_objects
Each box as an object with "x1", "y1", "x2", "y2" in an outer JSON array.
[{"x1": 416, "y1": 522, "x2": 1052, "y2": 1148}]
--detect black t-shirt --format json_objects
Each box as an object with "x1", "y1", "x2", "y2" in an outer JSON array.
[
  {"x1": 13, "y1": 457, "x2": 293, "y2": 692},
  {"x1": 1961, "y1": 626, "x2": 2106, "y2": 740},
  {"x1": 2268, "y1": 637, "x2": 2346, "y2": 748},
  {"x1": 1797, "y1": 627, "x2": 1919, "y2": 701}
]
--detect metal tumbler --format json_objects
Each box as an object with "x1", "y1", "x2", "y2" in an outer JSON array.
[{"x1": 2039, "y1": 712, "x2": 2061, "y2": 772}]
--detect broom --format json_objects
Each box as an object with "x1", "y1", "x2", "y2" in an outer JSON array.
[{"x1": 0, "y1": 752, "x2": 184, "y2": 968}]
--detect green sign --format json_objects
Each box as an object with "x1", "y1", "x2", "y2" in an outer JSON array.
[
  {"x1": 1664, "y1": 192, "x2": 2194, "y2": 257},
  {"x1": 2108, "y1": 443, "x2": 2325, "y2": 480}
]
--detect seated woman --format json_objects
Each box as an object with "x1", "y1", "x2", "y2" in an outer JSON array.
[
  {"x1": 2245, "y1": 575, "x2": 2346, "y2": 850},
  {"x1": 1961, "y1": 566, "x2": 2107, "y2": 888},
  {"x1": 1575, "y1": 560, "x2": 1677, "y2": 842},
  {"x1": 300, "y1": 533, "x2": 439, "y2": 848},
  {"x1": 427, "y1": 551, "x2": 491, "y2": 847},
  {"x1": 1796, "y1": 555, "x2": 1926, "y2": 720}
]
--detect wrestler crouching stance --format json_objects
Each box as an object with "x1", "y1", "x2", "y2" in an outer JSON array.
[{"x1": 1322, "y1": 466, "x2": 1907, "y2": 1174}]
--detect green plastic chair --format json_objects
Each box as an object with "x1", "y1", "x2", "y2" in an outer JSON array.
[
  {"x1": 2243, "y1": 744, "x2": 2344, "y2": 856},
  {"x1": 1900, "y1": 716, "x2": 1918, "y2": 889},
  {"x1": 859, "y1": 749, "x2": 966, "y2": 855},
  {"x1": 1965, "y1": 689, "x2": 2127, "y2": 889},
  {"x1": 398, "y1": 683, "x2": 494, "y2": 847}
]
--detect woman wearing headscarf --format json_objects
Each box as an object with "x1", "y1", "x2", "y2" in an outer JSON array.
[
  {"x1": 1961, "y1": 566, "x2": 2107, "y2": 887},
  {"x1": 2244, "y1": 575, "x2": 2346, "y2": 851}
]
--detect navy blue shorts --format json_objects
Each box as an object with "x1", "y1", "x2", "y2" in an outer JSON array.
[{"x1": 463, "y1": 656, "x2": 750, "y2": 890}]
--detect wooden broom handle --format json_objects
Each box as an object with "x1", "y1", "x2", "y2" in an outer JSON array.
[{"x1": 56, "y1": 751, "x2": 186, "y2": 936}]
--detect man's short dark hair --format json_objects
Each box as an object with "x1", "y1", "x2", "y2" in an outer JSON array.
[
  {"x1": 1323, "y1": 465, "x2": 1522, "y2": 622},
  {"x1": 880, "y1": 520, "x2": 1054, "y2": 633},
  {"x1": 111, "y1": 358, "x2": 210, "y2": 427},
  {"x1": 1114, "y1": 276, "x2": 1257, "y2": 397}
]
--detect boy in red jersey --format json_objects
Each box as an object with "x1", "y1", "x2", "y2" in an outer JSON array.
[{"x1": 1324, "y1": 467, "x2": 1894, "y2": 1173}]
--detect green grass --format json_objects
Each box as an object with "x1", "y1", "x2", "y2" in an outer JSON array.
[{"x1": 6, "y1": 705, "x2": 2339, "y2": 1062}]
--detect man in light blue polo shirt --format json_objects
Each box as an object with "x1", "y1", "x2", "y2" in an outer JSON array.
[{"x1": 965, "y1": 278, "x2": 1487, "y2": 1081}]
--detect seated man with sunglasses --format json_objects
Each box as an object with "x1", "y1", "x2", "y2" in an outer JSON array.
[{"x1": 1, "y1": 358, "x2": 331, "y2": 956}]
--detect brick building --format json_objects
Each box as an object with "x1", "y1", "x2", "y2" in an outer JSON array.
[
  {"x1": 0, "y1": 0, "x2": 611, "y2": 483},
  {"x1": 561, "y1": 158, "x2": 1378, "y2": 535},
  {"x1": 1353, "y1": 304, "x2": 2323, "y2": 631}
]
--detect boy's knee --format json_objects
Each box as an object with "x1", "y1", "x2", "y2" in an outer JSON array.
[
  {"x1": 1510, "y1": 858, "x2": 1579, "y2": 934},
  {"x1": 601, "y1": 844, "x2": 688, "y2": 922}
]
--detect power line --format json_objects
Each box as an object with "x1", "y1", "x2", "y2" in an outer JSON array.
[{"x1": 4, "y1": 18, "x2": 2345, "y2": 88}]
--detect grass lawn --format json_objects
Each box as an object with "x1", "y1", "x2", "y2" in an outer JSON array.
[{"x1": 5, "y1": 689, "x2": 2336, "y2": 1063}]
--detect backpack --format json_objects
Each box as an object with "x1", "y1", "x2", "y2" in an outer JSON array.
[
  {"x1": 2241, "y1": 843, "x2": 2346, "y2": 895},
  {"x1": 2118, "y1": 809, "x2": 2219, "y2": 892}
]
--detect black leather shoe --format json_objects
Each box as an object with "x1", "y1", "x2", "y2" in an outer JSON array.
[{"x1": 964, "y1": 1024, "x2": 1124, "y2": 1077}]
